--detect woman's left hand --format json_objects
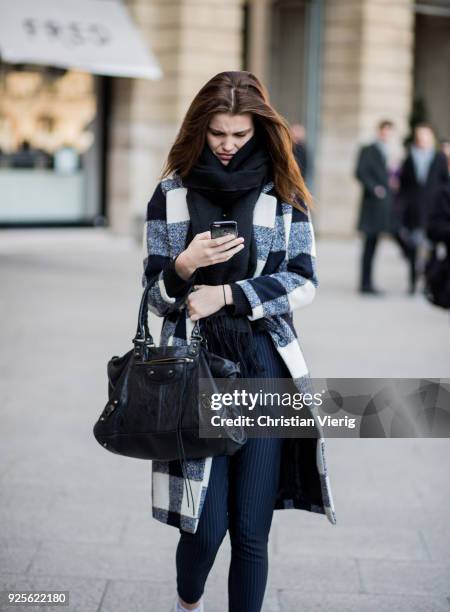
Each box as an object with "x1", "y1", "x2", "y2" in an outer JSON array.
[{"x1": 186, "y1": 284, "x2": 228, "y2": 321}]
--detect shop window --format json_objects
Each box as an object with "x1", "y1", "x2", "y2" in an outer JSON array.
[{"x1": 0, "y1": 65, "x2": 104, "y2": 225}]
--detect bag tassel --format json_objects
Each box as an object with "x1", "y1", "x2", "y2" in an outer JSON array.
[{"x1": 200, "y1": 314, "x2": 265, "y2": 378}]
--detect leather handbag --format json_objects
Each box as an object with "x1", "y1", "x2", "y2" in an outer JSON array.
[{"x1": 93, "y1": 282, "x2": 247, "y2": 464}]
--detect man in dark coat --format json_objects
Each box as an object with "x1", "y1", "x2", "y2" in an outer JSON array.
[
  {"x1": 355, "y1": 120, "x2": 395, "y2": 294},
  {"x1": 424, "y1": 183, "x2": 450, "y2": 309},
  {"x1": 398, "y1": 123, "x2": 449, "y2": 293},
  {"x1": 428, "y1": 184, "x2": 450, "y2": 246}
]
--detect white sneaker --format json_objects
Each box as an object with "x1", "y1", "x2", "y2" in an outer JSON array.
[{"x1": 172, "y1": 596, "x2": 204, "y2": 612}]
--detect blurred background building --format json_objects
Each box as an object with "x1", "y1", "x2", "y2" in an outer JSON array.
[{"x1": 0, "y1": 0, "x2": 449, "y2": 237}]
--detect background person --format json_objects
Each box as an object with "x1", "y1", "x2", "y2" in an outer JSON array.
[
  {"x1": 439, "y1": 138, "x2": 450, "y2": 177},
  {"x1": 290, "y1": 122, "x2": 308, "y2": 178},
  {"x1": 424, "y1": 183, "x2": 450, "y2": 309},
  {"x1": 398, "y1": 123, "x2": 449, "y2": 294},
  {"x1": 355, "y1": 120, "x2": 395, "y2": 294}
]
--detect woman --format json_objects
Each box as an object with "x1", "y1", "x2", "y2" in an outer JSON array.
[{"x1": 142, "y1": 71, "x2": 336, "y2": 612}]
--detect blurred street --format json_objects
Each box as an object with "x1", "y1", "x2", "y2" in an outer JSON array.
[{"x1": 0, "y1": 228, "x2": 449, "y2": 612}]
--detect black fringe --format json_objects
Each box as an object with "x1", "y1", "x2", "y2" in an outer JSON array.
[{"x1": 199, "y1": 312, "x2": 266, "y2": 379}]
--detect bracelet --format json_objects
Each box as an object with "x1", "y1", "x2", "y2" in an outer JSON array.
[{"x1": 222, "y1": 284, "x2": 227, "y2": 306}]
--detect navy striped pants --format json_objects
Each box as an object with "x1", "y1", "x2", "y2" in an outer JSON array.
[{"x1": 176, "y1": 330, "x2": 290, "y2": 612}]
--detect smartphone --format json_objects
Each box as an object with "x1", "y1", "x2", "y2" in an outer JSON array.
[{"x1": 210, "y1": 220, "x2": 238, "y2": 239}]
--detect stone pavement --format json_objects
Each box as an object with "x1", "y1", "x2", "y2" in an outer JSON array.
[{"x1": 0, "y1": 229, "x2": 449, "y2": 612}]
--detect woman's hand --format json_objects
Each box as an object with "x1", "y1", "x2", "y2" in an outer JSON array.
[
  {"x1": 186, "y1": 284, "x2": 233, "y2": 321},
  {"x1": 175, "y1": 231, "x2": 244, "y2": 280}
]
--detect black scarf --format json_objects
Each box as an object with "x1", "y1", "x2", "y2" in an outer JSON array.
[{"x1": 182, "y1": 130, "x2": 272, "y2": 377}]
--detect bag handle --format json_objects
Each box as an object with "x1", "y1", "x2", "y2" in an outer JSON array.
[{"x1": 133, "y1": 279, "x2": 203, "y2": 353}]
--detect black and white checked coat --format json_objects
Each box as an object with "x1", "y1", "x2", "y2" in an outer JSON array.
[{"x1": 142, "y1": 174, "x2": 337, "y2": 534}]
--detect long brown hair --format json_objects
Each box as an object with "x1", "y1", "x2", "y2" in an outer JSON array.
[{"x1": 160, "y1": 71, "x2": 313, "y2": 213}]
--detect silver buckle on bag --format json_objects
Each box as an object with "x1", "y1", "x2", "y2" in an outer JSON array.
[{"x1": 133, "y1": 337, "x2": 155, "y2": 359}]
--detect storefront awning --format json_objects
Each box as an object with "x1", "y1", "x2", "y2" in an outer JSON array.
[{"x1": 0, "y1": 0, "x2": 162, "y2": 80}]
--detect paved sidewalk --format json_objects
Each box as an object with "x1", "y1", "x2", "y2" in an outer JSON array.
[{"x1": 0, "y1": 229, "x2": 449, "y2": 612}]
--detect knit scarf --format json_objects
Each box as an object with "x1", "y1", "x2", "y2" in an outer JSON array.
[{"x1": 182, "y1": 129, "x2": 272, "y2": 377}]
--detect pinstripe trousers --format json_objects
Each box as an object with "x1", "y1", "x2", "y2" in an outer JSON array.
[{"x1": 176, "y1": 329, "x2": 290, "y2": 612}]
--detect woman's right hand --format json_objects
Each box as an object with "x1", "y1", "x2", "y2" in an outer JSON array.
[{"x1": 174, "y1": 231, "x2": 245, "y2": 280}]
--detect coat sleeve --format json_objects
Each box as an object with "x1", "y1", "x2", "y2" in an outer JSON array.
[
  {"x1": 355, "y1": 146, "x2": 378, "y2": 195},
  {"x1": 231, "y1": 204, "x2": 318, "y2": 321},
  {"x1": 142, "y1": 183, "x2": 198, "y2": 317},
  {"x1": 228, "y1": 283, "x2": 253, "y2": 316},
  {"x1": 427, "y1": 185, "x2": 450, "y2": 244},
  {"x1": 437, "y1": 152, "x2": 450, "y2": 187},
  {"x1": 399, "y1": 156, "x2": 415, "y2": 197}
]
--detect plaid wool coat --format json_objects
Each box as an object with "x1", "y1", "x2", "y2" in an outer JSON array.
[{"x1": 142, "y1": 174, "x2": 337, "y2": 534}]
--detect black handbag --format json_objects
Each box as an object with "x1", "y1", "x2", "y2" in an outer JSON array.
[{"x1": 93, "y1": 282, "x2": 247, "y2": 464}]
